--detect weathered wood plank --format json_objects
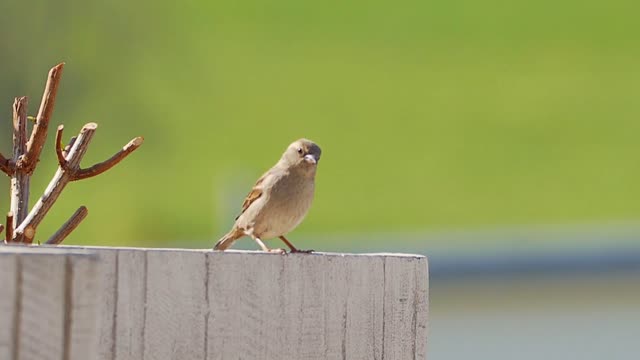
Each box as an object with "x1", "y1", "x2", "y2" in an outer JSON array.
[
  {"x1": 0, "y1": 253, "x2": 18, "y2": 359},
  {"x1": 18, "y1": 252, "x2": 66, "y2": 360},
  {"x1": 68, "y1": 252, "x2": 100, "y2": 360},
  {"x1": 95, "y1": 249, "x2": 117, "y2": 360},
  {"x1": 114, "y1": 249, "x2": 147, "y2": 360},
  {"x1": 206, "y1": 252, "x2": 395, "y2": 360},
  {"x1": 207, "y1": 251, "x2": 286, "y2": 360},
  {"x1": 0, "y1": 247, "x2": 100, "y2": 360},
  {"x1": 414, "y1": 259, "x2": 429, "y2": 360},
  {"x1": 1, "y1": 246, "x2": 428, "y2": 360},
  {"x1": 143, "y1": 249, "x2": 207, "y2": 360},
  {"x1": 383, "y1": 256, "x2": 429, "y2": 360},
  {"x1": 343, "y1": 256, "x2": 385, "y2": 360}
]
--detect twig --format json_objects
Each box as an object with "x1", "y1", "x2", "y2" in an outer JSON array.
[
  {"x1": 0, "y1": 224, "x2": 4, "y2": 236},
  {"x1": 0, "y1": 153, "x2": 12, "y2": 176},
  {"x1": 46, "y1": 206, "x2": 88, "y2": 245},
  {"x1": 74, "y1": 136, "x2": 144, "y2": 180},
  {"x1": 15, "y1": 123, "x2": 97, "y2": 242},
  {"x1": 62, "y1": 136, "x2": 77, "y2": 158},
  {"x1": 55, "y1": 125, "x2": 66, "y2": 167},
  {"x1": 21, "y1": 63, "x2": 64, "y2": 174},
  {"x1": 10, "y1": 97, "x2": 30, "y2": 240},
  {"x1": 5, "y1": 212, "x2": 14, "y2": 243}
]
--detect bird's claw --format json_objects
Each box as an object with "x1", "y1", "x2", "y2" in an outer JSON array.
[{"x1": 290, "y1": 249, "x2": 314, "y2": 254}]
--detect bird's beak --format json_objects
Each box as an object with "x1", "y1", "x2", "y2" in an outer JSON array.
[{"x1": 304, "y1": 154, "x2": 317, "y2": 165}]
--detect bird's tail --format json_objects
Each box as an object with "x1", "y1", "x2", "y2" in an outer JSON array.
[{"x1": 213, "y1": 228, "x2": 243, "y2": 251}]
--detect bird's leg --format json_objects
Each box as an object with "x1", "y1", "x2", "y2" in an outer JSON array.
[
  {"x1": 253, "y1": 237, "x2": 286, "y2": 255},
  {"x1": 279, "y1": 236, "x2": 313, "y2": 253}
]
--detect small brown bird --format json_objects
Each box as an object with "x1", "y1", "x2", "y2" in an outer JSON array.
[{"x1": 214, "y1": 139, "x2": 321, "y2": 253}]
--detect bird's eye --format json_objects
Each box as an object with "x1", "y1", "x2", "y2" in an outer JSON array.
[{"x1": 297, "y1": 147, "x2": 303, "y2": 155}]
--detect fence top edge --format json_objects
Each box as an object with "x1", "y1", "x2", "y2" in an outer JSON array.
[
  {"x1": 55, "y1": 245, "x2": 426, "y2": 259},
  {"x1": 0, "y1": 244, "x2": 98, "y2": 257}
]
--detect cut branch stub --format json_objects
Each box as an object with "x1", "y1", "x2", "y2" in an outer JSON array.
[
  {"x1": 55, "y1": 124, "x2": 66, "y2": 168},
  {"x1": 21, "y1": 63, "x2": 64, "y2": 174},
  {"x1": 5, "y1": 212, "x2": 14, "y2": 243}
]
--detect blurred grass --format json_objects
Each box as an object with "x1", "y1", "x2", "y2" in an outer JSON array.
[{"x1": 0, "y1": 0, "x2": 639, "y2": 248}]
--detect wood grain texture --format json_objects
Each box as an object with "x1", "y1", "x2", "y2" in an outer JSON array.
[
  {"x1": 143, "y1": 250, "x2": 207, "y2": 360},
  {"x1": 114, "y1": 249, "x2": 147, "y2": 360},
  {"x1": 1, "y1": 246, "x2": 428, "y2": 360},
  {"x1": 206, "y1": 252, "x2": 408, "y2": 360},
  {"x1": 383, "y1": 256, "x2": 429, "y2": 360},
  {"x1": 68, "y1": 254, "x2": 100, "y2": 360},
  {"x1": 0, "y1": 253, "x2": 18, "y2": 359},
  {"x1": 18, "y1": 252, "x2": 66, "y2": 360},
  {"x1": 0, "y1": 247, "x2": 100, "y2": 360},
  {"x1": 95, "y1": 249, "x2": 118, "y2": 360}
]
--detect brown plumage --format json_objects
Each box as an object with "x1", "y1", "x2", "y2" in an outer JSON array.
[{"x1": 214, "y1": 139, "x2": 322, "y2": 253}]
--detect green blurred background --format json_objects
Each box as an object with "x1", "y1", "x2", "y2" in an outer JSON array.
[
  {"x1": 1, "y1": 0, "x2": 639, "y2": 248},
  {"x1": 2, "y1": 1, "x2": 640, "y2": 359}
]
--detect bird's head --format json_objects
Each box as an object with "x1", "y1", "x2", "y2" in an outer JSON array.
[{"x1": 281, "y1": 138, "x2": 322, "y2": 171}]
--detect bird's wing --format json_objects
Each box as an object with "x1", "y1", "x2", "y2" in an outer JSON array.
[{"x1": 235, "y1": 173, "x2": 267, "y2": 220}]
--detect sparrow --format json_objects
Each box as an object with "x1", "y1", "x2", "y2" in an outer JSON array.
[{"x1": 214, "y1": 138, "x2": 321, "y2": 253}]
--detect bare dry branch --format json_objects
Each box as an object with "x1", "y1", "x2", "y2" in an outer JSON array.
[
  {"x1": 74, "y1": 136, "x2": 144, "y2": 181},
  {"x1": 55, "y1": 124, "x2": 67, "y2": 167},
  {"x1": 14, "y1": 123, "x2": 97, "y2": 242},
  {"x1": 46, "y1": 206, "x2": 88, "y2": 245},
  {"x1": 22, "y1": 63, "x2": 64, "y2": 174},
  {"x1": 0, "y1": 153, "x2": 12, "y2": 176},
  {"x1": 5, "y1": 212, "x2": 14, "y2": 243},
  {"x1": 10, "y1": 97, "x2": 30, "y2": 239}
]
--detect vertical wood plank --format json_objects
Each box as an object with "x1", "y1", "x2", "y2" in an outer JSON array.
[
  {"x1": 319, "y1": 255, "x2": 349, "y2": 360},
  {"x1": 95, "y1": 249, "x2": 117, "y2": 360},
  {"x1": 414, "y1": 258, "x2": 429, "y2": 360},
  {"x1": 18, "y1": 253, "x2": 66, "y2": 360},
  {"x1": 68, "y1": 253, "x2": 100, "y2": 360},
  {"x1": 207, "y1": 252, "x2": 286, "y2": 360},
  {"x1": 144, "y1": 250, "x2": 207, "y2": 360},
  {"x1": 383, "y1": 256, "x2": 425, "y2": 360},
  {"x1": 0, "y1": 253, "x2": 18, "y2": 359},
  {"x1": 344, "y1": 256, "x2": 385, "y2": 360},
  {"x1": 114, "y1": 250, "x2": 147, "y2": 360}
]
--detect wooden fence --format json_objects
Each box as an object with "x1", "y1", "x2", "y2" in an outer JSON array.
[{"x1": 0, "y1": 246, "x2": 429, "y2": 360}]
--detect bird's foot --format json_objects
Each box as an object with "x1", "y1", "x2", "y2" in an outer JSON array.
[{"x1": 290, "y1": 249, "x2": 314, "y2": 254}]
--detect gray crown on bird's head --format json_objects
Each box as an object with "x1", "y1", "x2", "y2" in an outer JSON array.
[{"x1": 282, "y1": 138, "x2": 321, "y2": 166}]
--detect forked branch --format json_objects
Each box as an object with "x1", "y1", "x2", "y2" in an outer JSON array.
[
  {"x1": 74, "y1": 136, "x2": 143, "y2": 180},
  {"x1": 4, "y1": 63, "x2": 142, "y2": 244},
  {"x1": 14, "y1": 122, "x2": 143, "y2": 243}
]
